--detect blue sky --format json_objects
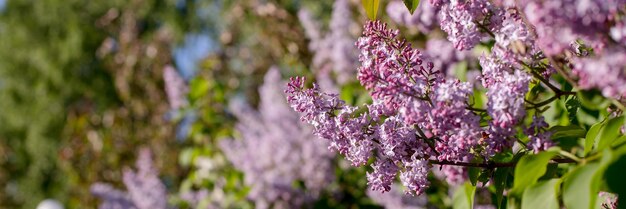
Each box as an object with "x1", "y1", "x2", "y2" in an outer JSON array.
[{"x1": 173, "y1": 33, "x2": 216, "y2": 80}]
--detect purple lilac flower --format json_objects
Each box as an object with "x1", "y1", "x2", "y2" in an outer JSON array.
[
  {"x1": 599, "y1": 191, "x2": 619, "y2": 209},
  {"x1": 525, "y1": 116, "x2": 554, "y2": 153},
  {"x1": 423, "y1": 38, "x2": 473, "y2": 77},
  {"x1": 523, "y1": 0, "x2": 625, "y2": 55},
  {"x1": 220, "y1": 68, "x2": 335, "y2": 209},
  {"x1": 367, "y1": 184, "x2": 428, "y2": 209},
  {"x1": 494, "y1": 10, "x2": 532, "y2": 49},
  {"x1": 91, "y1": 183, "x2": 137, "y2": 209},
  {"x1": 611, "y1": 18, "x2": 626, "y2": 45},
  {"x1": 122, "y1": 149, "x2": 169, "y2": 209},
  {"x1": 298, "y1": 0, "x2": 358, "y2": 84},
  {"x1": 486, "y1": 70, "x2": 531, "y2": 129},
  {"x1": 163, "y1": 65, "x2": 188, "y2": 109},
  {"x1": 399, "y1": 159, "x2": 431, "y2": 196},
  {"x1": 435, "y1": 0, "x2": 504, "y2": 50},
  {"x1": 91, "y1": 148, "x2": 169, "y2": 209},
  {"x1": 433, "y1": 165, "x2": 467, "y2": 186},
  {"x1": 429, "y1": 80, "x2": 483, "y2": 161},
  {"x1": 179, "y1": 189, "x2": 209, "y2": 207},
  {"x1": 367, "y1": 159, "x2": 401, "y2": 192},
  {"x1": 573, "y1": 48, "x2": 626, "y2": 100},
  {"x1": 480, "y1": 54, "x2": 532, "y2": 156},
  {"x1": 386, "y1": 0, "x2": 439, "y2": 33}
]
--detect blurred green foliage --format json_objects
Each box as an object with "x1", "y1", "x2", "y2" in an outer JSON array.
[{"x1": 0, "y1": 0, "x2": 206, "y2": 208}]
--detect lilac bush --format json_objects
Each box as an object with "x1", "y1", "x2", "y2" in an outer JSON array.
[
  {"x1": 91, "y1": 148, "x2": 169, "y2": 209},
  {"x1": 220, "y1": 68, "x2": 335, "y2": 209}
]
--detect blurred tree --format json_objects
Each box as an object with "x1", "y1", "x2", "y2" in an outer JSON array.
[
  {"x1": 0, "y1": 0, "x2": 203, "y2": 208},
  {"x1": 0, "y1": 0, "x2": 122, "y2": 207}
]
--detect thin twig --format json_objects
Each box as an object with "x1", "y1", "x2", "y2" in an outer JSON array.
[{"x1": 466, "y1": 106, "x2": 487, "y2": 112}]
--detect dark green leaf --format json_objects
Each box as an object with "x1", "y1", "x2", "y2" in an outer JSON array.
[
  {"x1": 565, "y1": 97, "x2": 581, "y2": 124},
  {"x1": 511, "y1": 148, "x2": 559, "y2": 195},
  {"x1": 577, "y1": 90, "x2": 610, "y2": 110},
  {"x1": 477, "y1": 169, "x2": 492, "y2": 185},
  {"x1": 605, "y1": 155, "x2": 626, "y2": 208},
  {"x1": 402, "y1": 0, "x2": 421, "y2": 14},
  {"x1": 521, "y1": 179, "x2": 561, "y2": 209},
  {"x1": 361, "y1": 0, "x2": 380, "y2": 20},
  {"x1": 468, "y1": 167, "x2": 480, "y2": 186},
  {"x1": 494, "y1": 167, "x2": 510, "y2": 209},
  {"x1": 453, "y1": 183, "x2": 477, "y2": 209},
  {"x1": 549, "y1": 125, "x2": 586, "y2": 139}
]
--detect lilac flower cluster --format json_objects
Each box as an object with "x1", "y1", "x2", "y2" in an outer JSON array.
[
  {"x1": 525, "y1": 116, "x2": 554, "y2": 153},
  {"x1": 286, "y1": 21, "x2": 505, "y2": 195},
  {"x1": 220, "y1": 68, "x2": 335, "y2": 209},
  {"x1": 91, "y1": 148, "x2": 169, "y2": 209},
  {"x1": 434, "y1": 0, "x2": 503, "y2": 50}
]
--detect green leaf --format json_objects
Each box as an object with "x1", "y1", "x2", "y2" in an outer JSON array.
[
  {"x1": 477, "y1": 169, "x2": 492, "y2": 185},
  {"x1": 605, "y1": 155, "x2": 626, "y2": 207},
  {"x1": 340, "y1": 83, "x2": 355, "y2": 104},
  {"x1": 402, "y1": 0, "x2": 421, "y2": 14},
  {"x1": 521, "y1": 179, "x2": 561, "y2": 209},
  {"x1": 189, "y1": 77, "x2": 211, "y2": 101},
  {"x1": 549, "y1": 125, "x2": 586, "y2": 139},
  {"x1": 612, "y1": 135, "x2": 626, "y2": 147},
  {"x1": 577, "y1": 90, "x2": 611, "y2": 110},
  {"x1": 585, "y1": 121, "x2": 605, "y2": 156},
  {"x1": 595, "y1": 116, "x2": 625, "y2": 152},
  {"x1": 508, "y1": 197, "x2": 520, "y2": 209},
  {"x1": 494, "y1": 168, "x2": 510, "y2": 209},
  {"x1": 468, "y1": 167, "x2": 480, "y2": 186},
  {"x1": 511, "y1": 148, "x2": 560, "y2": 195},
  {"x1": 178, "y1": 148, "x2": 195, "y2": 167},
  {"x1": 361, "y1": 0, "x2": 380, "y2": 20},
  {"x1": 563, "y1": 163, "x2": 602, "y2": 209},
  {"x1": 453, "y1": 183, "x2": 477, "y2": 209}
]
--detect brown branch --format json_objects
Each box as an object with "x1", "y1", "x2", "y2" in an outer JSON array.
[{"x1": 429, "y1": 158, "x2": 576, "y2": 168}]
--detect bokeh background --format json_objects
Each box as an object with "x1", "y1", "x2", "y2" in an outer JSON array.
[{"x1": 0, "y1": 0, "x2": 466, "y2": 208}]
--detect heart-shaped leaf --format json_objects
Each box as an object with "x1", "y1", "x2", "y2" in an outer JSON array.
[{"x1": 402, "y1": 0, "x2": 421, "y2": 14}]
